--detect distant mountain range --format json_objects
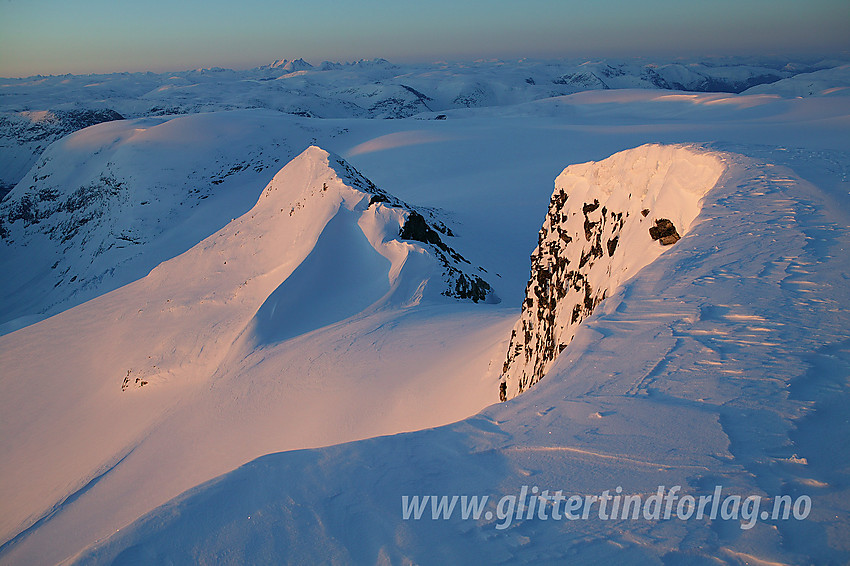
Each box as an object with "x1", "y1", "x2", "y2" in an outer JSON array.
[{"x1": 2, "y1": 56, "x2": 847, "y2": 190}]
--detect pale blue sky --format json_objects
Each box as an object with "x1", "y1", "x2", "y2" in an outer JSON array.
[{"x1": 1, "y1": 0, "x2": 848, "y2": 77}]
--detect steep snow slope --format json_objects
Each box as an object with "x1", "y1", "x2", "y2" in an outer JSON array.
[
  {"x1": 0, "y1": 109, "x2": 505, "y2": 335},
  {"x1": 500, "y1": 144, "x2": 725, "y2": 399},
  {"x1": 0, "y1": 147, "x2": 501, "y2": 564},
  {"x1": 69, "y1": 146, "x2": 850, "y2": 565},
  {"x1": 0, "y1": 111, "x2": 343, "y2": 333}
]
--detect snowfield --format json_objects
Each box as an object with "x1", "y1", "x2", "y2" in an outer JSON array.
[{"x1": 0, "y1": 57, "x2": 849, "y2": 565}]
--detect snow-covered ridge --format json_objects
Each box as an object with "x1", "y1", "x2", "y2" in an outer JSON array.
[
  {"x1": 128, "y1": 144, "x2": 494, "y2": 389},
  {"x1": 17, "y1": 142, "x2": 493, "y2": 390},
  {"x1": 0, "y1": 144, "x2": 496, "y2": 540},
  {"x1": 742, "y1": 63, "x2": 850, "y2": 97},
  {"x1": 0, "y1": 111, "x2": 491, "y2": 334},
  {"x1": 0, "y1": 146, "x2": 503, "y2": 559},
  {"x1": 252, "y1": 145, "x2": 497, "y2": 306},
  {"x1": 500, "y1": 144, "x2": 725, "y2": 400},
  {"x1": 124, "y1": 145, "x2": 493, "y2": 387},
  {"x1": 0, "y1": 111, "x2": 326, "y2": 333},
  {"x1": 54, "y1": 145, "x2": 850, "y2": 565}
]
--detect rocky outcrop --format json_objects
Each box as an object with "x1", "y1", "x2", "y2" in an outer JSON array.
[
  {"x1": 329, "y1": 153, "x2": 497, "y2": 303},
  {"x1": 649, "y1": 218, "x2": 681, "y2": 245},
  {"x1": 499, "y1": 144, "x2": 725, "y2": 400}
]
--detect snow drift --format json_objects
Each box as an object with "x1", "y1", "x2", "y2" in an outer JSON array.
[
  {"x1": 501, "y1": 144, "x2": 725, "y2": 399},
  {"x1": 114, "y1": 144, "x2": 494, "y2": 391},
  {"x1": 0, "y1": 145, "x2": 503, "y2": 563}
]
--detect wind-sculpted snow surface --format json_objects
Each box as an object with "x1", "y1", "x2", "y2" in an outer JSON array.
[
  {"x1": 500, "y1": 144, "x2": 725, "y2": 399},
  {"x1": 0, "y1": 146, "x2": 501, "y2": 564},
  {"x1": 65, "y1": 148, "x2": 850, "y2": 565},
  {"x1": 1, "y1": 69, "x2": 848, "y2": 565}
]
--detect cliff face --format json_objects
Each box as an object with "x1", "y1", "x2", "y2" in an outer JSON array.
[{"x1": 500, "y1": 144, "x2": 725, "y2": 400}]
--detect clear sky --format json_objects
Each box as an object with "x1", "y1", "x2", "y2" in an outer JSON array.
[{"x1": 1, "y1": 0, "x2": 848, "y2": 77}]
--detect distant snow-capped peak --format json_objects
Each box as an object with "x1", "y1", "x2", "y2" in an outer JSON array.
[{"x1": 270, "y1": 58, "x2": 314, "y2": 72}]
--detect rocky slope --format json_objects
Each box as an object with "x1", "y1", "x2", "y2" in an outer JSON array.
[
  {"x1": 0, "y1": 108, "x2": 123, "y2": 192},
  {"x1": 500, "y1": 144, "x2": 725, "y2": 400}
]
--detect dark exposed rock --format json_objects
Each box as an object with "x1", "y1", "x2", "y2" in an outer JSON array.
[
  {"x1": 641, "y1": 67, "x2": 671, "y2": 89},
  {"x1": 397, "y1": 205, "x2": 495, "y2": 303},
  {"x1": 649, "y1": 218, "x2": 680, "y2": 245},
  {"x1": 687, "y1": 73, "x2": 783, "y2": 94},
  {"x1": 606, "y1": 235, "x2": 619, "y2": 256},
  {"x1": 0, "y1": 108, "x2": 126, "y2": 190},
  {"x1": 583, "y1": 217, "x2": 597, "y2": 241},
  {"x1": 400, "y1": 210, "x2": 443, "y2": 247},
  {"x1": 333, "y1": 158, "x2": 402, "y2": 209},
  {"x1": 0, "y1": 183, "x2": 14, "y2": 202},
  {"x1": 57, "y1": 109, "x2": 124, "y2": 131},
  {"x1": 582, "y1": 200, "x2": 600, "y2": 214},
  {"x1": 447, "y1": 269, "x2": 492, "y2": 303},
  {"x1": 330, "y1": 155, "x2": 498, "y2": 302},
  {"x1": 501, "y1": 176, "x2": 690, "y2": 399},
  {"x1": 500, "y1": 190, "x2": 624, "y2": 398},
  {"x1": 553, "y1": 72, "x2": 609, "y2": 89},
  {"x1": 1, "y1": 173, "x2": 127, "y2": 244},
  {"x1": 368, "y1": 193, "x2": 390, "y2": 206},
  {"x1": 399, "y1": 84, "x2": 433, "y2": 103}
]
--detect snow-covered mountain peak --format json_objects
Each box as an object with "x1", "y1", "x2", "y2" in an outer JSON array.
[
  {"x1": 255, "y1": 145, "x2": 362, "y2": 209},
  {"x1": 0, "y1": 144, "x2": 500, "y2": 553},
  {"x1": 257, "y1": 145, "x2": 496, "y2": 303},
  {"x1": 16, "y1": 144, "x2": 496, "y2": 392},
  {"x1": 0, "y1": 137, "x2": 508, "y2": 563},
  {"x1": 267, "y1": 58, "x2": 314, "y2": 72},
  {"x1": 259, "y1": 145, "x2": 389, "y2": 210},
  {"x1": 143, "y1": 144, "x2": 495, "y2": 313}
]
